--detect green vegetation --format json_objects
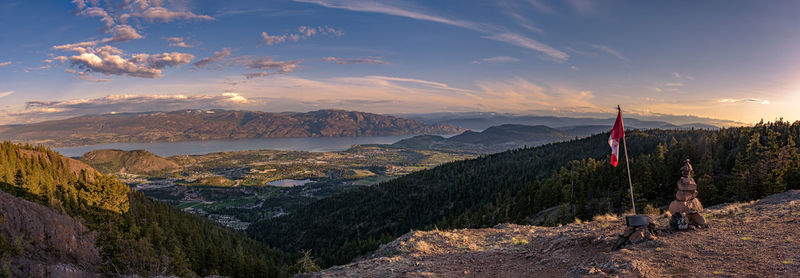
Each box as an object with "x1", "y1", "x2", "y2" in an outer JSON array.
[
  {"x1": 0, "y1": 142, "x2": 288, "y2": 277},
  {"x1": 248, "y1": 120, "x2": 800, "y2": 267}
]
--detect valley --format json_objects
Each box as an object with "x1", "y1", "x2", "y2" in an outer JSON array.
[{"x1": 81, "y1": 145, "x2": 478, "y2": 230}]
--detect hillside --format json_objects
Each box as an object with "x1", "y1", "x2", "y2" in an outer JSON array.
[
  {"x1": 80, "y1": 149, "x2": 180, "y2": 174},
  {"x1": 248, "y1": 120, "x2": 800, "y2": 267},
  {"x1": 0, "y1": 109, "x2": 463, "y2": 147},
  {"x1": 312, "y1": 190, "x2": 800, "y2": 277},
  {"x1": 393, "y1": 124, "x2": 572, "y2": 153},
  {"x1": 0, "y1": 188, "x2": 101, "y2": 277},
  {"x1": 0, "y1": 142, "x2": 288, "y2": 277}
]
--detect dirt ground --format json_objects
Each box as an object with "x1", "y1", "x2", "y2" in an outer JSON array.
[{"x1": 310, "y1": 190, "x2": 800, "y2": 277}]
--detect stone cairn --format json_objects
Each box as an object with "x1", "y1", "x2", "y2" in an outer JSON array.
[{"x1": 668, "y1": 159, "x2": 707, "y2": 230}]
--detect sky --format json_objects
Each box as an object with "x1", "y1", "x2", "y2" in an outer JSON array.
[{"x1": 1, "y1": 0, "x2": 799, "y2": 125}]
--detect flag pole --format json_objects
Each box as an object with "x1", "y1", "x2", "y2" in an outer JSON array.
[{"x1": 619, "y1": 105, "x2": 636, "y2": 215}]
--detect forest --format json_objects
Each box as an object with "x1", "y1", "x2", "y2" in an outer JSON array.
[
  {"x1": 248, "y1": 120, "x2": 800, "y2": 267},
  {"x1": 0, "y1": 142, "x2": 288, "y2": 277}
]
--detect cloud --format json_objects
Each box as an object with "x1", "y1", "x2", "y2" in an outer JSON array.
[
  {"x1": 591, "y1": 44, "x2": 629, "y2": 62},
  {"x1": 485, "y1": 33, "x2": 569, "y2": 62},
  {"x1": 567, "y1": 0, "x2": 595, "y2": 15},
  {"x1": 719, "y1": 98, "x2": 770, "y2": 104},
  {"x1": 672, "y1": 72, "x2": 695, "y2": 80},
  {"x1": 475, "y1": 77, "x2": 598, "y2": 111},
  {"x1": 0, "y1": 62, "x2": 10, "y2": 67},
  {"x1": 58, "y1": 45, "x2": 193, "y2": 78},
  {"x1": 499, "y1": 3, "x2": 544, "y2": 35},
  {"x1": 527, "y1": 0, "x2": 554, "y2": 14},
  {"x1": 194, "y1": 48, "x2": 232, "y2": 68},
  {"x1": 52, "y1": 24, "x2": 144, "y2": 52},
  {"x1": 65, "y1": 69, "x2": 113, "y2": 82},
  {"x1": 79, "y1": 6, "x2": 115, "y2": 28},
  {"x1": 162, "y1": 36, "x2": 194, "y2": 48},
  {"x1": 295, "y1": 0, "x2": 567, "y2": 61},
  {"x1": 261, "y1": 25, "x2": 343, "y2": 46},
  {"x1": 471, "y1": 56, "x2": 520, "y2": 64},
  {"x1": 122, "y1": 7, "x2": 213, "y2": 22},
  {"x1": 222, "y1": 92, "x2": 249, "y2": 103},
  {"x1": 322, "y1": 56, "x2": 388, "y2": 65},
  {"x1": 119, "y1": 0, "x2": 214, "y2": 23},
  {"x1": 565, "y1": 47, "x2": 597, "y2": 57},
  {"x1": 294, "y1": 0, "x2": 484, "y2": 31},
  {"x1": 6, "y1": 93, "x2": 256, "y2": 123},
  {"x1": 0, "y1": 91, "x2": 13, "y2": 98},
  {"x1": 235, "y1": 57, "x2": 302, "y2": 78}
]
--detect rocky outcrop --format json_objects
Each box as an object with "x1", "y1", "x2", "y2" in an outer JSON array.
[{"x1": 0, "y1": 190, "x2": 101, "y2": 277}]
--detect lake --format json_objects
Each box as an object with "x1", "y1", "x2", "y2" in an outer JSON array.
[{"x1": 54, "y1": 135, "x2": 415, "y2": 157}]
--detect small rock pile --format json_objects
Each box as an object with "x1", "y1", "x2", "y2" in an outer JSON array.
[
  {"x1": 668, "y1": 159, "x2": 707, "y2": 230},
  {"x1": 621, "y1": 217, "x2": 658, "y2": 244}
]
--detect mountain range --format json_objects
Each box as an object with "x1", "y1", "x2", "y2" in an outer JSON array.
[
  {"x1": 402, "y1": 112, "x2": 721, "y2": 131},
  {"x1": 0, "y1": 109, "x2": 463, "y2": 147},
  {"x1": 391, "y1": 124, "x2": 573, "y2": 153}
]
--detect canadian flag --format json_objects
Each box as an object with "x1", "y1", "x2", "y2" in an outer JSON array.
[{"x1": 609, "y1": 108, "x2": 625, "y2": 167}]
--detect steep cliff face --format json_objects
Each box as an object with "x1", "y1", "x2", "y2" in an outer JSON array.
[{"x1": 0, "y1": 190, "x2": 101, "y2": 277}]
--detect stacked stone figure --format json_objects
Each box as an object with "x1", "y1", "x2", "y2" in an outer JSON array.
[{"x1": 668, "y1": 159, "x2": 707, "y2": 230}]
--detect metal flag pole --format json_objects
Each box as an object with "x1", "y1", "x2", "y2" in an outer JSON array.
[{"x1": 619, "y1": 105, "x2": 636, "y2": 215}]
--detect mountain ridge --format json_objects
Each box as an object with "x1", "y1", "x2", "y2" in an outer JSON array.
[{"x1": 0, "y1": 109, "x2": 464, "y2": 147}]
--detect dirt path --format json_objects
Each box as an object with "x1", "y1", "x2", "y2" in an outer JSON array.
[{"x1": 311, "y1": 190, "x2": 800, "y2": 277}]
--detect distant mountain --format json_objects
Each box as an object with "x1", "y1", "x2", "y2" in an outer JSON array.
[
  {"x1": 0, "y1": 109, "x2": 463, "y2": 147},
  {"x1": 393, "y1": 124, "x2": 572, "y2": 153},
  {"x1": 402, "y1": 112, "x2": 721, "y2": 131},
  {"x1": 79, "y1": 149, "x2": 180, "y2": 175}
]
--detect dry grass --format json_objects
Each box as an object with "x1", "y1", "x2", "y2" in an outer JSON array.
[{"x1": 592, "y1": 213, "x2": 620, "y2": 224}]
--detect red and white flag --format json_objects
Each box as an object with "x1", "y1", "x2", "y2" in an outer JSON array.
[{"x1": 609, "y1": 108, "x2": 625, "y2": 167}]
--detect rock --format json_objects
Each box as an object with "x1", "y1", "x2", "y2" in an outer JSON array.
[{"x1": 0, "y1": 190, "x2": 100, "y2": 277}]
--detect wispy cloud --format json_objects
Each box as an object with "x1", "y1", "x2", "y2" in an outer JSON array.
[
  {"x1": 591, "y1": 44, "x2": 629, "y2": 62},
  {"x1": 565, "y1": 47, "x2": 597, "y2": 57},
  {"x1": 261, "y1": 26, "x2": 343, "y2": 46},
  {"x1": 322, "y1": 56, "x2": 388, "y2": 65},
  {"x1": 235, "y1": 57, "x2": 302, "y2": 79},
  {"x1": 0, "y1": 61, "x2": 10, "y2": 67},
  {"x1": 567, "y1": 0, "x2": 595, "y2": 15},
  {"x1": 527, "y1": 0, "x2": 554, "y2": 14},
  {"x1": 295, "y1": 0, "x2": 568, "y2": 61},
  {"x1": 162, "y1": 37, "x2": 194, "y2": 48},
  {"x1": 194, "y1": 48, "x2": 233, "y2": 69},
  {"x1": 0, "y1": 91, "x2": 13, "y2": 98},
  {"x1": 471, "y1": 56, "x2": 521, "y2": 64},
  {"x1": 665, "y1": 82, "x2": 684, "y2": 87},
  {"x1": 719, "y1": 98, "x2": 770, "y2": 104},
  {"x1": 7, "y1": 93, "x2": 254, "y2": 123},
  {"x1": 673, "y1": 72, "x2": 695, "y2": 80},
  {"x1": 485, "y1": 33, "x2": 568, "y2": 62}
]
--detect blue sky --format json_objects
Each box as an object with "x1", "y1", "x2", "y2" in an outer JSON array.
[{"x1": 0, "y1": 0, "x2": 798, "y2": 125}]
